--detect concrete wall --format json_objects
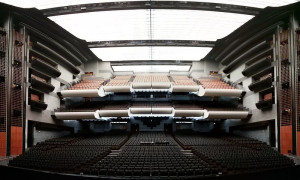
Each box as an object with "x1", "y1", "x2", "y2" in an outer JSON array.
[
  {"x1": 57, "y1": 65, "x2": 74, "y2": 83},
  {"x1": 89, "y1": 122, "x2": 112, "y2": 133},
  {"x1": 189, "y1": 61, "x2": 204, "y2": 78},
  {"x1": 189, "y1": 60, "x2": 219, "y2": 78},
  {"x1": 111, "y1": 123, "x2": 128, "y2": 130},
  {"x1": 217, "y1": 60, "x2": 278, "y2": 147},
  {"x1": 84, "y1": 60, "x2": 113, "y2": 79},
  {"x1": 26, "y1": 106, "x2": 83, "y2": 131},
  {"x1": 232, "y1": 127, "x2": 270, "y2": 145},
  {"x1": 26, "y1": 57, "x2": 85, "y2": 149},
  {"x1": 84, "y1": 59, "x2": 98, "y2": 75},
  {"x1": 193, "y1": 122, "x2": 214, "y2": 132},
  {"x1": 98, "y1": 62, "x2": 113, "y2": 79},
  {"x1": 176, "y1": 123, "x2": 192, "y2": 130}
]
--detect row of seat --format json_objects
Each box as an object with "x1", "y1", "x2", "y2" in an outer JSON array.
[
  {"x1": 9, "y1": 131, "x2": 296, "y2": 178},
  {"x1": 172, "y1": 76, "x2": 198, "y2": 86},
  {"x1": 69, "y1": 79, "x2": 104, "y2": 90},
  {"x1": 198, "y1": 79, "x2": 235, "y2": 89},
  {"x1": 82, "y1": 132, "x2": 219, "y2": 178},
  {"x1": 133, "y1": 75, "x2": 170, "y2": 83},
  {"x1": 106, "y1": 75, "x2": 131, "y2": 86},
  {"x1": 66, "y1": 75, "x2": 236, "y2": 91},
  {"x1": 174, "y1": 132, "x2": 295, "y2": 174},
  {"x1": 9, "y1": 132, "x2": 129, "y2": 173}
]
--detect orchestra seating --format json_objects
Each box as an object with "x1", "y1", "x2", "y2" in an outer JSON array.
[
  {"x1": 8, "y1": 131, "x2": 296, "y2": 178},
  {"x1": 83, "y1": 132, "x2": 217, "y2": 178},
  {"x1": 69, "y1": 79, "x2": 104, "y2": 90},
  {"x1": 125, "y1": 132, "x2": 177, "y2": 146},
  {"x1": 9, "y1": 131, "x2": 129, "y2": 173},
  {"x1": 174, "y1": 132, "x2": 295, "y2": 174}
]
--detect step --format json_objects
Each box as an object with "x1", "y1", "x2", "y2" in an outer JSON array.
[
  {"x1": 181, "y1": 150, "x2": 192, "y2": 153},
  {"x1": 111, "y1": 150, "x2": 122, "y2": 153},
  {"x1": 183, "y1": 153, "x2": 194, "y2": 156},
  {"x1": 108, "y1": 154, "x2": 118, "y2": 157},
  {"x1": 108, "y1": 149, "x2": 122, "y2": 157}
]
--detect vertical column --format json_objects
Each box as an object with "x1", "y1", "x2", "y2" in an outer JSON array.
[
  {"x1": 292, "y1": 14, "x2": 300, "y2": 156},
  {"x1": 275, "y1": 27, "x2": 281, "y2": 151},
  {"x1": 6, "y1": 14, "x2": 13, "y2": 156},
  {"x1": 0, "y1": 26, "x2": 7, "y2": 157},
  {"x1": 290, "y1": 12, "x2": 298, "y2": 155},
  {"x1": 23, "y1": 27, "x2": 28, "y2": 152}
]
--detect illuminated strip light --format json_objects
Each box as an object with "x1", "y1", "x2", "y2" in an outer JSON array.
[
  {"x1": 176, "y1": 121, "x2": 193, "y2": 124},
  {"x1": 130, "y1": 114, "x2": 172, "y2": 117},
  {"x1": 54, "y1": 111, "x2": 101, "y2": 120}
]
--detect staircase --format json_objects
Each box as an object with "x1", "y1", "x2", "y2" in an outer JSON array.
[
  {"x1": 108, "y1": 150, "x2": 122, "y2": 157},
  {"x1": 180, "y1": 149, "x2": 194, "y2": 156}
]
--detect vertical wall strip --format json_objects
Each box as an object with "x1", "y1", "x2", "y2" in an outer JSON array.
[
  {"x1": 6, "y1": 14, "x2": 13, "y2": 156},
  {"x1": 290, "y1": 12, "x2": 298, "y2": 155},
  {"x1": 293, "y1": 15, "x2": 300, "y2": 156},
  {"x1": 0, "y1": 25, "x2": 8, "y2": 157},
  {"x1": 22, "y1": 27, "x2": 28, "y2": 153},
  {"x1": 274, "y1": 27, "x2": 281, "y2": 151}
]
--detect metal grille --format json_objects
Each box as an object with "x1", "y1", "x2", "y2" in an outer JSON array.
[
  {"x1": 0, "y1": 27, "x2": 7, "y2": 132},
  {"x1": 296, "y1": 31, "x2": 300, "y2": 131},
  {"x1": 280, "y1": 30, "x2": 292, "y2": 126},
  {"x1": 10, "y1": 31, "x2": 23, "y2": 127}
]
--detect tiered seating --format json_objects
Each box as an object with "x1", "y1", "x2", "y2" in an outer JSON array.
[
  {"x1": 174, "y1": 132, "x2": 295, "y2": 174},
  {"x1": 132, "y1": 74, "x2": 170, "y2": 83},
  {"x1": 106, "y1": 76, "x2": 131, "y2": 86},
  {"x1": 151, "y1": 75, "x2": 170, "y2": 82},
  {"x1": 132, "y1": 75, "x2": 171, "y2": 90},
  {"x1": 172, "y1": 75, "x2": 197, "y2": 86},
  {"x1": 60, "y1": 75, "x2": 243, "y2": 97},
  {"x1": 198, "y1": 78, "x2": 234, "y2": 89},
  {"x1": 133, "y1": 75, "x2": 152, "y2": 82},
  {"x1": 69, "y1": 79, "x2": 104, "y2": 90},
  {"x1": 9, "y1": 132, "x2": 129, "y2": 173},
  {"x1": 84, "y1": 132, "x2": 217, "y2": 178}
]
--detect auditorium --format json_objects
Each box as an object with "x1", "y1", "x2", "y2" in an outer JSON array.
[{"x1": 0, "y1": 1, "x2": 300, "y2": 179}]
